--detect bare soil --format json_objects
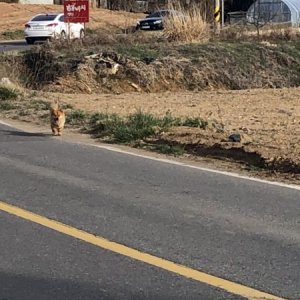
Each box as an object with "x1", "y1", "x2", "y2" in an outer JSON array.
[{"x1": 46, "y1": 89, "x2": 300, "y2": 177}]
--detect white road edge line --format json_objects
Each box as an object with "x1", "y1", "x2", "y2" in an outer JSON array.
[
  {"x1": 1, "y1": 119, "x2": 299, "y2": 191},
  {"x1": 75, "y1": 142, "x2": 300, "y2": 191}
]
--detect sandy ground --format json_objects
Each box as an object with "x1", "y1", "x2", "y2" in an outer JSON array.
[{"x1": 0, "y1": 3, "x2": 142, "y2": 33}]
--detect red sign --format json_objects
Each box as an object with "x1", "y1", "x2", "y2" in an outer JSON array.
[{"x1": 64, "y1": 0, "x2": 89, "y2": 23}]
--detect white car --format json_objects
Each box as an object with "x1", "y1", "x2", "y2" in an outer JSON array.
[{"x1": 24, "y1": 13, "x2": 85, "y2": 45}]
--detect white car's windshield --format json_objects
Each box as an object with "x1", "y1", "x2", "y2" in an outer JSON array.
[{"x1": 31, "y1": 15, "x2": 57, "y2": 21}]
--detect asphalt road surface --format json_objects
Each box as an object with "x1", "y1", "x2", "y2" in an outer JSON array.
[
  {"x1": 0, "y1": 122, "x2": 299, "y2": 300},
  {"x1": 0, "y1": 40, "x2": 29, "y2": 52}
]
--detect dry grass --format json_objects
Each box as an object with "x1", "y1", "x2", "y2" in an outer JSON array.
[
  {"x1": 163, "y1": 3, "x2": 210, "y2": 42},
  {"x1": 258, "y1": 27, "x2": 300, "y2": 41},
  {"x1": 219, "y1": 23, "x2": 300, "y2": 42},
  {"x1": 0, "y1": 54, "x2": 24, "y2": 86},
  {"x1": 8, "y1": 38, "x2": 300, "y2": 94}
]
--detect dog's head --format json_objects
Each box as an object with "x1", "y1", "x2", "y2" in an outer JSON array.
[{"x1": 51, "y1": 109, "x2": 65, "y2": 124}]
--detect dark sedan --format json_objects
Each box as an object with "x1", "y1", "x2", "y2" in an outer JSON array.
[{"x1": 136, "y1": 10, "x2": 177, "y2": 30}]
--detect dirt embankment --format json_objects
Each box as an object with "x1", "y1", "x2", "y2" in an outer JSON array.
[{"x1": 12, "y1": 41, "x2": 300, "y2": 95}]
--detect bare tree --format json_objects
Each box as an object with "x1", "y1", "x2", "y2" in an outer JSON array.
[
  {"x1": 105, "y1": 0, "x2": 214, "y2": 19},
  {"x1": 107, "y1": 0, "x2": 136, "y2": 11},
  {"x1": 247, "y1": 0, "x2": 284, "y2": 39}
]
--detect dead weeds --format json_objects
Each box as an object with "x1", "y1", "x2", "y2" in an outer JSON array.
[{"x1": 13, "y1": 40, "x2": 300, "y2": 95}]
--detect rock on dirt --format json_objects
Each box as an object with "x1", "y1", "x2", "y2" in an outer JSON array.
[{"x1": 228, "y1": 133, "x2": 241, "y2": 143}]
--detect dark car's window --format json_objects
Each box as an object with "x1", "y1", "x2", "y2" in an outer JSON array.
[
  {"x1": 31, "y1": 15, "x2": 57, "y2": 21},
  {"x1": 160, "y1": 11, "x2": 170, "y2": 16},
  {"x1": 147, "y1": 11, "x2": 162, "y2": 18},
  {"x1": 147, "y1": 11, "x2": 171, "y2": 18},
  {"x1": 59, "y1": 15, "x2": 64, "y2": 22}
]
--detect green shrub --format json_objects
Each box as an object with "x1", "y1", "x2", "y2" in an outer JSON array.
[
  {"x1": 89, "y1": 112, "x2": 123, "y2": 138},
  {"x1": 181, "y1": 117, "x2": 208, "y2": 128},
  {"x1": 66, "y1": 110, "x2": 88, "y2": 125},
  {"x1": 158, "y1": 112, "x2": 181, "y2": 128},
  {"x1": 89, "y1": 111, "x2": 162, "y2": 143},
  {"x1": 0, "y1": 86, "x2": 18, "y2": 101},
  {"x1": 0, "y1": 102, "x2": 16, "y2": 110},
  {"x1": 88, "y1": 110, "x2": 208, "y2": 143},
  {"x1": 115, "y1": 111, "x2": 158, "y2": 142},
  {"x1": 152, "y1": 143, "x2": 184, "y2": 156}
]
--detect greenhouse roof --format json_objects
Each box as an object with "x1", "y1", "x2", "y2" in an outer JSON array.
[
  {"x1": 248, "y1": 0, "x2": 300, "y2": 25},
  {"x1": 283, "y1": 0, "x2": 300, "y2": 11}
]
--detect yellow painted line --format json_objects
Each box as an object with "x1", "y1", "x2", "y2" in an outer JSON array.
[{"x1": 0, "y1": 200, "x2": 286, "y2": 300}]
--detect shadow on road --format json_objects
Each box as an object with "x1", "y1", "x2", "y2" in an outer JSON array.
[
  {"x1": 1, "y1": 129, "x2": 50, "y2": 137},
  {"x1": 0, "y1": 271, "x2": 114, "y2": 300}
]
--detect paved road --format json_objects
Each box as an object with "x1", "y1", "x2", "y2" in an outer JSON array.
[
  {"x1": 0, "y1": 40, "x2": 29, "y2": 52},
  {"x1": 0, "y1": 122, "x2": 299, "y2": 300}
]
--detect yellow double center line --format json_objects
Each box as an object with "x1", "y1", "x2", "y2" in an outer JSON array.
[{"x1": 0, "y1": 200, "x2": 286, "y2": 300}]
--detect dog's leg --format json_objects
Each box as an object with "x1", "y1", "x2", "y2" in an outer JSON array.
[
  {"x1": 57, "y1": 127, "x2": 63, "y2": 136},
  {"x1": 51, "y1": 126, "x2": 58, "y2": 136}
]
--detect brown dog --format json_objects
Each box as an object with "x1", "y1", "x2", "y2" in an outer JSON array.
[{"x1": 50, "y1": 100, "x2": 65, "y2": 136}]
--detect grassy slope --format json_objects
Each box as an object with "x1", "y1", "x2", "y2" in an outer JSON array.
[{"x1": 5, "y1": 38, "x2": 300, "y2": 92}]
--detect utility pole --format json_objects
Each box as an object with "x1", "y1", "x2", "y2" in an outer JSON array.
[
  {"x1": 221, "y1": 0, "x2": 225, "y2": 28},
  {"x1": 214, "y1": 0, "x2": 221, "y2": 33}
]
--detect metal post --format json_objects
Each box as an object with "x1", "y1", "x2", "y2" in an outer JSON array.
[
  {"x1": 214, "y1": 0, "x2": 221, "y2": 33},
  {"x1": 221, "y1": 0, "x2": 225, "y2": 28},
  {"x1": 68, "y1": 21, "x2": 71, "y2": 40}
]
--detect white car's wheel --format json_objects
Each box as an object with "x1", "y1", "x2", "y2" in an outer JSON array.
[{"x1": 25, "y1": 37, "x2": 35, "y2": 45}]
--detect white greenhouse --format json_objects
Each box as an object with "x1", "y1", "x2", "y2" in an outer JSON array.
[{"x1": 247, "y1": 0, "x2": 300, "y2": 26}]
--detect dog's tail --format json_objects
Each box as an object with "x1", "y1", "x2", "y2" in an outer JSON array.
[{"x1": 50, "y1": 99, "x2": 59, "y2": 111}]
